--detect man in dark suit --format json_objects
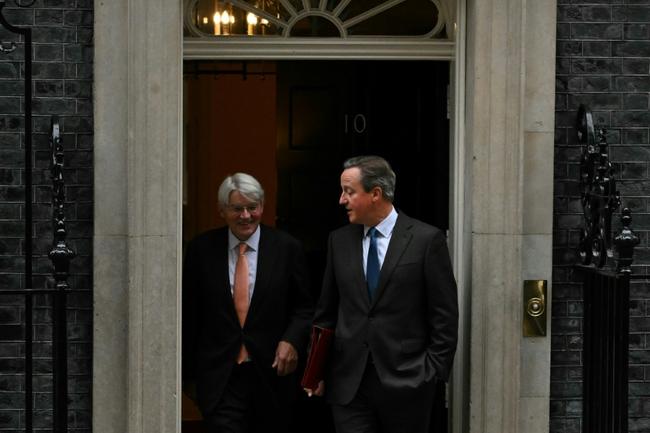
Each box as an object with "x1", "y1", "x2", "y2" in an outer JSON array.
[
  {"x1": 311, "y1": 156, "x2": 458, "y2": 433},
  {"x1": 183, "y1": 172, "x2": 313, "y2": 433}
]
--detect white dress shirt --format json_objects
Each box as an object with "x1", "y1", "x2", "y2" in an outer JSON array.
[
  {"x1": 363, "y1": 207, "x2": 398, "y2": 276},
  {"x1": 228, "y1": 226, "x2": 260, "y2": 300}
]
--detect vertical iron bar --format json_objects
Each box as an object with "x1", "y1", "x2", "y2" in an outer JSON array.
[
  {"x1": 612, "y1": 276, "x2": 618, "y2": 433},
  {"x1": 25, "y1": 24, "x2": 33, "y2": 433},
  {"x1": 605, "y1": 275, "x2": 613, "y2": 432},
  {"x1": 615, "y1": 275, "x2": 629, "y2": 433},
  {"x1": 583, "y1": 273, "x2": 591, "y2": 433},
  {"x1": 599, "y1": 275, "x2": 605, "y2": 432},
  {"x1": 606, "y1": 275, "x2": 613, "y2": 432},
  {"x1": 609, "y1": 276, "x2": 612, "y2": 432},
  {"x1": 49, "y1": 117, "x2": 72, "y2": 433},
  {"x1": 582, "y1": 271, "x2": 630, "y2": 433},
  {"x1": 53, "y1": 289, "x2": 67, "y2": 432},
  {"x1": 592, "y1": 275, "x2": 607, "y2": 433},
  {"x1": 590, "y1": 274, "x2": 596, "y2": 433},
  {"x1": 594, "y1": 275, "x2": 609, "y2": 433},
  {"x1": 25, "y1": 18, "x2": 32, "y2": 280},
  {"x1": 25, "y1": 294, "x2": 32, "y2": 433}
]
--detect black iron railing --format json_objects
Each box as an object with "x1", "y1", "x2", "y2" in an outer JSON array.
[
  {"x1": 576, "y1": 105, "x2": 621, "y2": 269},
  {"x1": 579, "y1": 265, "x2": 630, "y2": 433},
  {"x1": 49, "y1": 116, "x2": 74, "y2": 433},
  {"x1": 0, "y1": 2, "x2": 73, "y2": 432},
  {"x1": 575, "y1": 105, "x2": 639, "y2": 433}
]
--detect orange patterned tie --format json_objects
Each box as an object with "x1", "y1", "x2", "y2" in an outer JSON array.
[{"x1": 233, "y1": 242, "x2": 249, "y2": 363}]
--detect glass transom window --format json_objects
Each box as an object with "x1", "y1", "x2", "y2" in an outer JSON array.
[{"x1": 184, "y1": 0, "x2": 450, "y2": 39}]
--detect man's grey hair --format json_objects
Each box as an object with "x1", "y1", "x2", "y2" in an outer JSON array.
[
  {"x1": 343, "y1": 155, "x2": 396, "y2": 203},
  {"x1": 217, "y1": 173, "x2": 265, "y2": 207}
]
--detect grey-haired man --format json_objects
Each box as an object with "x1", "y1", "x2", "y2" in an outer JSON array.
[{"x1": 183, "y1": 173, "x2": 313, "y2": 433}]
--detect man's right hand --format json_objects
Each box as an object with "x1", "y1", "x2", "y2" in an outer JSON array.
[{"x1": 304, "y1": 380, "x2": 325, "y2": 397}]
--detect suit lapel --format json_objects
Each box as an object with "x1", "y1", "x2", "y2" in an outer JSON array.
[
  {"x1": 349, "y1": 225, "x2": 370, "y2": 309},
  {"x1": 212, "y1": 229, "x2": 238, "y2": 321},
  {"x1": 247, "y1": 226, "x2": 275, "y2": 324},
  {"x1": 370, "y1": 213, "x2": 412, "y2": 308}
]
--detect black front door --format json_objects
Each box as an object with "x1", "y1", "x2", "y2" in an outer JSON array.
[
  {"x1": 277, "y1": 59, "x2": 450, "y2": 292},
  {"x1": 276, "y1": 60, "x2": 450, "y2": 433}
]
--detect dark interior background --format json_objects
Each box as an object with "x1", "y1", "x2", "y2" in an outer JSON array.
[{"x1": 183, "y1": 59, "x2": 451, "y2": 432}]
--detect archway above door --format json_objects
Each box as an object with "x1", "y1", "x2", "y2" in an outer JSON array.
[{"x1": 184, "y1": 0, "x2": 456, "y2": 39}]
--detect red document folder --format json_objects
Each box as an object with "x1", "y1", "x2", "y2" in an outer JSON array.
[{"x1": 301, "y1": 326, "x2": 334, "y2": 390}]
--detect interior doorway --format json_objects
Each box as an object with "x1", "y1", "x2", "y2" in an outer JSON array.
[{"x1": 182, "y1": 59, "x2": 451, "y2": 432}]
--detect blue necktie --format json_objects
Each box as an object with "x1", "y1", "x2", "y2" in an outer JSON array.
[{"x1": 366, "y1": 227, "x2": 380, "y2": 301}]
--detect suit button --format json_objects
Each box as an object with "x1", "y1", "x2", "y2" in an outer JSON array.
[{"x1": 363, "y1": 342, "x2": 368, "y2": 348}]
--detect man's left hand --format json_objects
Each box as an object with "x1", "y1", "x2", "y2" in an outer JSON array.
[{"x1": 272, "y1": 341, "x2": 298, "y2": 376}]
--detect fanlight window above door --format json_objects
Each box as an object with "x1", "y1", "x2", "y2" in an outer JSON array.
[{"x1": 184, "y1": 0, "x2": 453, "y2": 39}]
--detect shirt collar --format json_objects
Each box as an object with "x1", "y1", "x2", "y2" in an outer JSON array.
[
  {"x1": 228, "y1": 225, "x2": 261, "y2": 252},
  {"x1": 364, "y1": 206, "x2": 397, "y2": 238}
]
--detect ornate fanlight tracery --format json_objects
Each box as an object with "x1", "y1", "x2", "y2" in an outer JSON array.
[{"x1": 184, "y1": 0, "x2": 454, "y2": 39}]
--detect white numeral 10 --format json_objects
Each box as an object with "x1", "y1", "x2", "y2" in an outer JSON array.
[{"x1": 344, "y1": 114, "x2": 367, "y2": 134}]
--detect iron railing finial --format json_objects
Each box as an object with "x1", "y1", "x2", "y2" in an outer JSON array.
[{"x1": 614, "y1": 208, "x2": 639, "y2": 274}]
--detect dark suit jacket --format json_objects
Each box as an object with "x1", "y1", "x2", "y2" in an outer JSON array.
[
  {"x1": 314, "y1": 212, "x2": 458, "y2": 405},
  {"x1": 182, "y1": 225, "x2": 313, "y2": 415}
]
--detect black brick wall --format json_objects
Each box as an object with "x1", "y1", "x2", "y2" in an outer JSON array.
[
  {"x1": 0, "y1": 1, "x2": 92, "y2": 432},
  {"x1": 554, "y1": 1, "x2": 650, "y2": 432},
  {"x1": 1, "y1": 0, "x2": 647, "y2": 431}
]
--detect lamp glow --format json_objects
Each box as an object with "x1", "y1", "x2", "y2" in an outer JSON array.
[
  {"x1": 246, "y1": 12, "x2": 257, "y2": 35},
  {"x1": 246, "y1": 13, "x2": 258, "y2": 25},
  {"x1": 221, "y1": 11, "x2": 230, "y2": 25},
  {"x1": 213, "y1": 12, "x2": 221, "y2": 35}
]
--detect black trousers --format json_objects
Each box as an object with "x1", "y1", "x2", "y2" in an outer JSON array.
[
  {"x1": 331, "y1": 359, "x2": 437, "y2": 433},
  {"x1": 203, "y1": 362, "x2": 291, "y2": 433}
]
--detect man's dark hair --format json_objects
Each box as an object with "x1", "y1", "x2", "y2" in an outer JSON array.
[{"x1": 343, "y1": 155, "x2": 396, "y2": 203}]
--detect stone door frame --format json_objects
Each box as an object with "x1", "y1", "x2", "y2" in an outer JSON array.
[{"x1": 92, "y1": 0, "x2": 556, "y2": 432}]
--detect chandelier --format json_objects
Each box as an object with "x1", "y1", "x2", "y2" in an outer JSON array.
[{"x1": 197, "y1": 0, "x2": 276, "y2": 36}]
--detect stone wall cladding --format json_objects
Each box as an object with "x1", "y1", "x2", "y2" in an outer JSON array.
[
  {"x1": 554, "y1": 1, "x2": 650, "y2": 432},
  {"x1": 0, "y1": 1, "x2": 92, "y2": 432}
]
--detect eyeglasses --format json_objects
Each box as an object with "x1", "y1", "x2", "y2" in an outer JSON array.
[{"x1": 226, "y1": 204, "x2": 260, "y2": 215}]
